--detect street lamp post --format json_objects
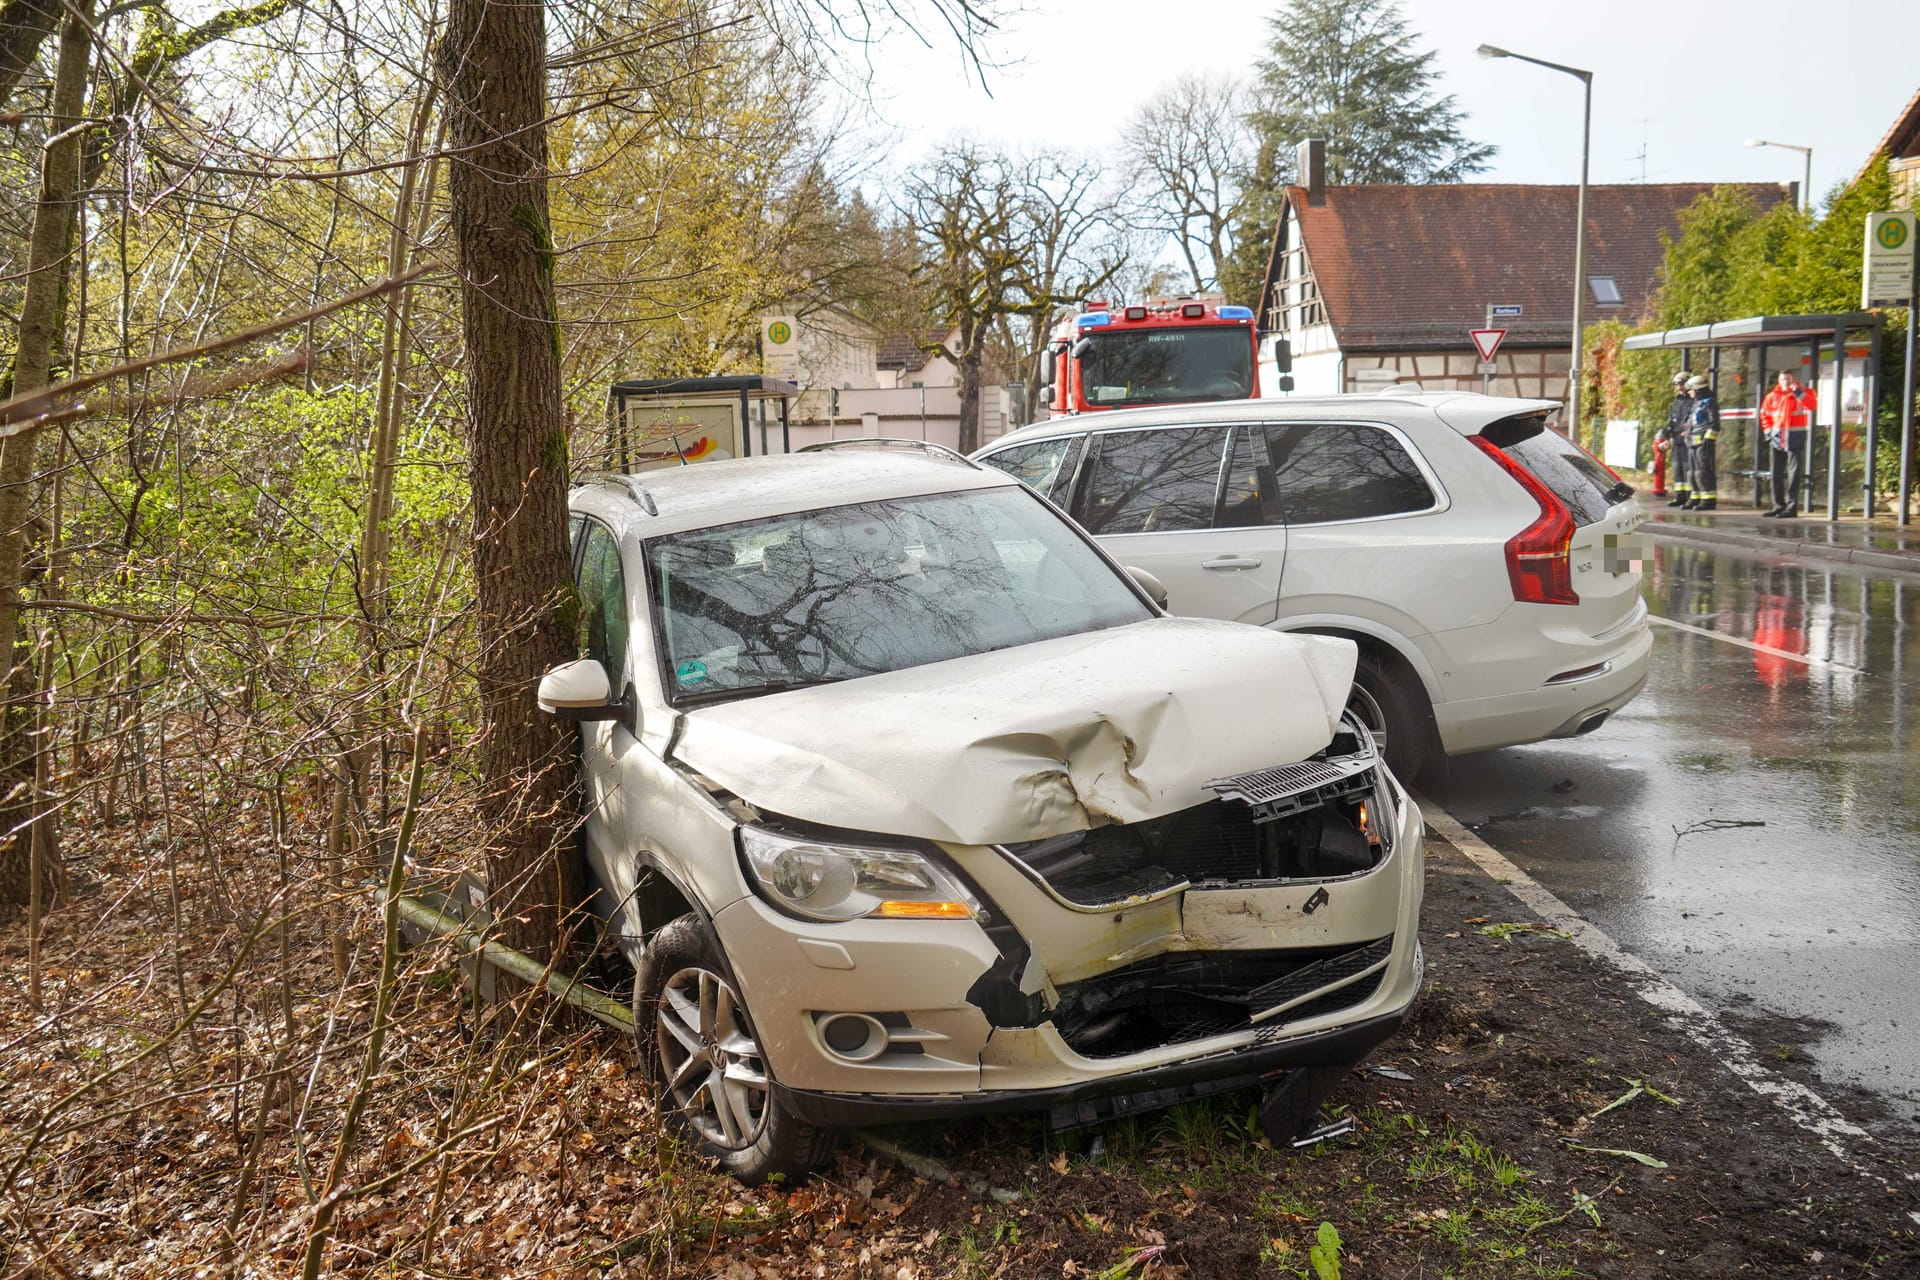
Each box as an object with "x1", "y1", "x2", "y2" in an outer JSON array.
[
  {"x1": 1745, "y1": 139, "x2": 1813, "y2": 213},
  {"x1": 1479, "y1": 44, "x2": 1592, "y2": 442}
]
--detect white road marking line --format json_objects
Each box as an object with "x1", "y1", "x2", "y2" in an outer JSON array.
[
  {"x1": 1417, "y1": 799, "x2": 1874, "y2": 1167},
  {"x1": 1647, "y1": 614, "x2": 1865, "y2": 672}
]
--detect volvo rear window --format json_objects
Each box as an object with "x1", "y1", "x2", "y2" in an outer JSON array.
[{"x1": 1483, "y1": 415, "x2": 1632, "y2": 527}]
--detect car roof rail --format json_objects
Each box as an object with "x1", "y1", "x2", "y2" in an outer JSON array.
[
  {"x1": 575, "y1": 471, "x2": 658, "y2": 516},
  {"x1": 797, "y1": 437, "x2": 979, "y2": 468}
]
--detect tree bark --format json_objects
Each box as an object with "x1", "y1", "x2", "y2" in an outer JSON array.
[
  {"x1": 0, "y1": 0, "x2": 58, "y2": 112},
  {"x1": 956, "y1": 356, "x2": 982, "y2": 455},
  {"x1": 440, "y1": 0, "x2": 579, "y2": 960},
  {"x1": 0, "y1": 0, "x2": 89, "y2": 917}
]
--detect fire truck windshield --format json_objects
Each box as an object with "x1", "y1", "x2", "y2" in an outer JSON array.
[{"x1": 1078, "y1": 326, "x2": 1252, "y2": 408}]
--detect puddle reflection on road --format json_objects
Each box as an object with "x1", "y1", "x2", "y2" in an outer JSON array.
[{"x1": 1423, "y1": 543, "x2": 1920, "y2": 1120}]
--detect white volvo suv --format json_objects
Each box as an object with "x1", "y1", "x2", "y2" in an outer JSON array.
[
  {"x1": 542, "y1": 447, "x2": 1424, "y2": 1182},
  {"x1": 974, "y1": 393, "x2": 1652, "y2": 780}
]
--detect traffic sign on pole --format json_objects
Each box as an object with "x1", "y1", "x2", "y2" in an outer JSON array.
[
  {"x1": 1470, "y1": 329, "x2": 1507, "y2": 362},
  {"x1": 1863, "y1": 211, "x2": 1915, "y2": 307}
]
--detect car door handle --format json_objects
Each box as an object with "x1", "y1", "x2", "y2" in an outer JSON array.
[{"x1": 1201, "y1": 556, "x2": 1262, "y2": 570}]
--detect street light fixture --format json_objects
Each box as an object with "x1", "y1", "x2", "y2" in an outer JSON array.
[
  {"x1": 1479, "y1": 43, "x2": 1593, "y2": 442},
  {"x1": 1745, "y1": 138, "x2": 1813, "y2": 213}
]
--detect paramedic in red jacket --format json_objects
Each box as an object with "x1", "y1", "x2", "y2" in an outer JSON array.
[{"x1": 1759, "y1": 370, "x2": 1815, "y2": 518}]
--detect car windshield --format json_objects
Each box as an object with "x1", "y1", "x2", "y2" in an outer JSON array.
[
  {"x1": 646, "y1": 486, "x2": 1153, "y2": 704},
  {"x1": 1079, "y1": 326, "x2": 1253, "y2": 407}
]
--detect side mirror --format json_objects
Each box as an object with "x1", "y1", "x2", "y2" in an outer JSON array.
[
  {"x1": 1070, "y1": 337, "x2": 1092, "y2": 360},
  {"x1": 1124, "y1": 566, "x2": 1169, "y2": 611},
  {"x1": 538, "y1": 659, "x2": 625, "y2": 722}
]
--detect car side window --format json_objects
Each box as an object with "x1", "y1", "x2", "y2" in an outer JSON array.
[
  {"x1": 977, "y1": 435, "x2": 1085, "y2": 505},
  {"x1": 576, "y1": 521, "x2": 630, "y2": 681},
  {"x1": 1216, "y1": 424, "x2": 1289, "y2": 529},
  {"x1": 1267, "y1": 423, "x2": 1434, "y2": 525},
  {"x1": 1077, "y1": 427, "x2": 1227, "y2": 535}
]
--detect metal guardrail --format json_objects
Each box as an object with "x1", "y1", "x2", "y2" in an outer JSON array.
[{"x1": 384, "y1": 884, "x2": 635, "y2": 1033}]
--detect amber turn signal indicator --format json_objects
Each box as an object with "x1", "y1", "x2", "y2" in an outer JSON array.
[{"x1": 873, "y1": 900, "x2": 972, "y2": 919}]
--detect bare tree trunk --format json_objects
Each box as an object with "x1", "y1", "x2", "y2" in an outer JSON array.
[
  {"x1": 956, "y1": 354, "x2": 982, "y2": 455},
  {"x1": 344, "y1": 79, "x2": 441, "y2": 880},
  {"x1": 953, "y1": 310, "x2": 985, "y2": 454},
  {"x1": 0, "y1": 0, "x2": 91, "y2": 916},
  {"x1": 440, "y1": 0, "x2": 579, "y2": 960},
  {"x1": 0, "y1": 0, "x2": 59, "y2": 111}
]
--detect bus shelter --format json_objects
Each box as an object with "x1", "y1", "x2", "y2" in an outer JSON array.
[
  {"x1": 1622, "y1": 312, "x2": 1886, "y2": 520},
  {"x1": 604, "y1": 375, "x2": 799, "y2": 471}
]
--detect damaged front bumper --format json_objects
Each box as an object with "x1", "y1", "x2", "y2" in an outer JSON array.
[
  {"x1": 775, "y1": 994, "x2": 1418, "y2": 1131},
  {"x1": 714, "y1": 718, "x2": 1425, "y2": 1124}
]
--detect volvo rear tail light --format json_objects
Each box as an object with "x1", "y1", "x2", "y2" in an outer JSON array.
[{"x1": 1470, "y1": 436, "x2": 1579, "y2": 606}]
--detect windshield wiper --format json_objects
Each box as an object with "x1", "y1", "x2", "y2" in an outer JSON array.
[{"x1": 676, "y1": 676, "x2": 840, "y2": 706}]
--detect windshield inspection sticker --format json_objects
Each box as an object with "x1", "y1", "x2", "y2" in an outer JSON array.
[{"x1": 674, "y1": 659, "x2": 709, "y2": 687}]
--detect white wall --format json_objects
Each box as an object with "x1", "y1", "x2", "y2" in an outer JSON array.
[{"x1": 1260, "y1": 342, "x2": 1343, "y2": 398}]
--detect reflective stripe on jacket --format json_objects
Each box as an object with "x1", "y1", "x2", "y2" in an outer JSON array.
[{"x1": 1687, "y1": 394, "x2": 1720, "y2": 443}]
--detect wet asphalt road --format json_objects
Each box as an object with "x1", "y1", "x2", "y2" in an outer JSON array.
[{"x1": 1423, "y1": 539, "x2": 1920, "y2": 1125}]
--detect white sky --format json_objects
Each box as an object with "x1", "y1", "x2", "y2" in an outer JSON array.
[{"x1": 854, "y1": 0, "x2": 1919, "y2": 204}]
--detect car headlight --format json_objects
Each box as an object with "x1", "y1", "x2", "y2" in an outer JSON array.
[{"x1": 739, "y1": 826, "x2": 978, "y2": 922}]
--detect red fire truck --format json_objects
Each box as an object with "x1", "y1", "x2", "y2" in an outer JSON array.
[{"x1": 1043, "y1": 297, "x2": 1260, "y2": 416}]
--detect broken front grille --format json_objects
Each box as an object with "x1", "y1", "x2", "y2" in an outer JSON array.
[
  {"x1": 999, "y1": 717, "x2": 1387, "y2": 911},
  {"x1": 1205, "y1": 719, "x2": 1378, "y2": 823},
  {"x1": 1000, "y1": 785, "x2": 1382, "y2": 910},
  {"x1": 1052, "y1": 937, "x2": 1394, "y2": 1059}
]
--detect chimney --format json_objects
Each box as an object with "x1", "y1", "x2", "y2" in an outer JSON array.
[{"x1": 1296, "y1": 139, "x2": 1326, "y2": 207}]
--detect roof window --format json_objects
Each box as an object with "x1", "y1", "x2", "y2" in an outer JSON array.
[{"x1": 1588, "y1": 275, "x2": 1623, "y2": 306}]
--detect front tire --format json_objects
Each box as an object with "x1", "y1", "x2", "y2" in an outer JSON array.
[
  {"x1": 635, "y1": 914, "x2": 833, "y2": 1184},
  {"x1": 1347, "y1": 651, "x2": 1433, "y2": 782}
]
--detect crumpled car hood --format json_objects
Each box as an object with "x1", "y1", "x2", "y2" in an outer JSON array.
[{"x1": 672, "y1": 618, "x2": 1357, "y2": 846}]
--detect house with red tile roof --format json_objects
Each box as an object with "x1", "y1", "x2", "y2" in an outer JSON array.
[
  {"x1": 1252, "y1": 179, "x2": 1793, "y2": 405},
  {"x1": 1861, "y1": 84, "x2": 1920, "y2": 206}
]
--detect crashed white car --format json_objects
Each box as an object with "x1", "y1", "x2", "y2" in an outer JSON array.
[{"x1": 542, "y1": 446, "x2": 1424, "y2": 1182}]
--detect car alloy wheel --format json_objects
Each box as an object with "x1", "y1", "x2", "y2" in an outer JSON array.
[
  {"x1": 637, "y1": 914, "x2": 835, "y2": 1183},
  {"x1": 656, "y1": 963, "x2": 770, "y2": 1151},
  {"x1": 1345, "y1": 679, "x2": 1391, "y2": 762},
  {"x1": 1347, "y1": 650, "x2": 1431, "y2": 782}
]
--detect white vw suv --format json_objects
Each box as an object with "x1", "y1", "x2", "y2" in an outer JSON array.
[
  {"x1": 542, "y1": 447, "x2": 1424, "y2": 1182},
  {"x1": 974, "y1": 394, "x2": 1652, "y2": 780}
]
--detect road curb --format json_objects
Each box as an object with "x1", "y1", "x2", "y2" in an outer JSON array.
[{"x1": 1642, "y1": 519, "x2": 1920, "y2": 579}]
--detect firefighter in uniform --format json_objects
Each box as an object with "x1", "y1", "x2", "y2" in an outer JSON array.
[
  {"x1": 1663, "y1": 372, "x2": 1693, "y2": 507},
  {"x1": 1684, "y1": 374, "x2": 1719, "y2": 511},
  {"x1": 1759, "y1": 369, "x2": 1814, "y2": 518}
]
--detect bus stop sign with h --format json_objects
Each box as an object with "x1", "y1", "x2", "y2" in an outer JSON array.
[{"x1": 1863, "y1": 211, "x2": 1918, "y2": 527}]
